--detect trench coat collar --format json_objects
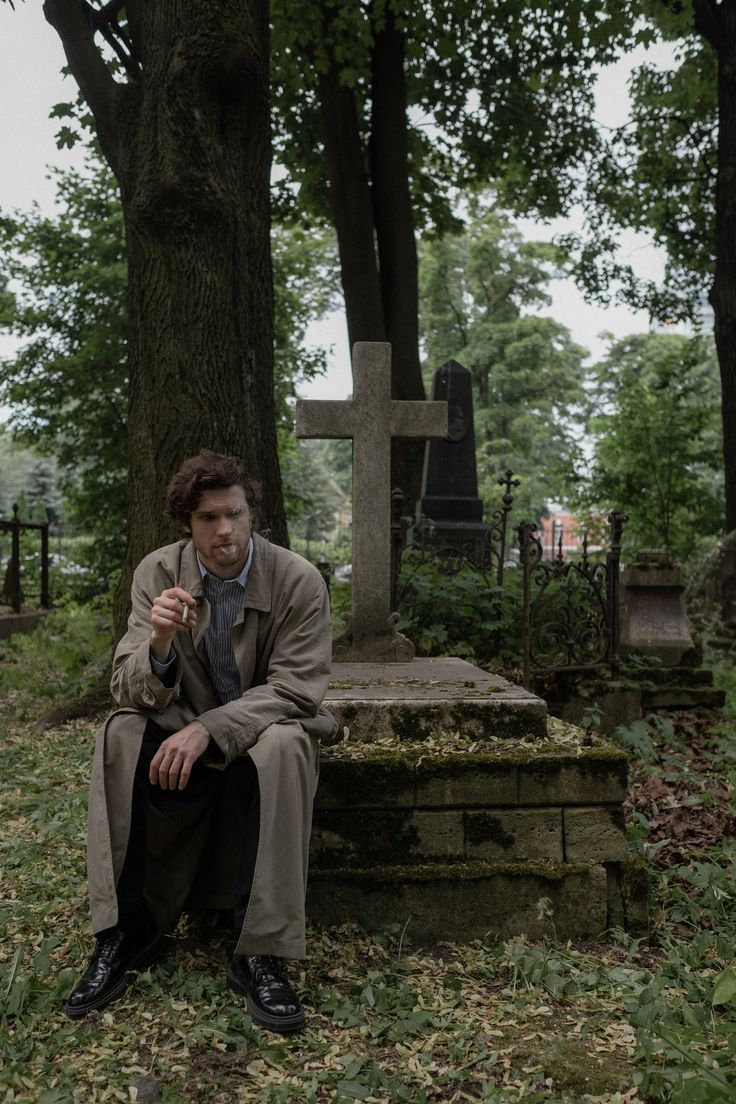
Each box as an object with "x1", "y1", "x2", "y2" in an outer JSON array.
[{"x1": 178, "y1": 532, "x2": 274, "y2": 614}]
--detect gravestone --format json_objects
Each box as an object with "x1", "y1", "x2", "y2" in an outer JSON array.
[
  {"x1": 296, "y1": 341, "x2": 645, "y2": 941},
  {"x1": 620, "y1": 549, "x2": 724, "y2": 712},
  {"x1": 296, "y1": 342, "x2": 448, "y2": 662},
  {"x1": 417, "y1": 360, "x2": 490, "y2": 566},
  {"x1": 620, "y1": 549, "x2": 698, "y2": 666}
]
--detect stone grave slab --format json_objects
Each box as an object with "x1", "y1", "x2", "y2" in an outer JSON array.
[{"x1": 324, "y1": 656, "x2": 547, "y2": 744}]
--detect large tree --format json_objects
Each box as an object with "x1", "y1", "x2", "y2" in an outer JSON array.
[
  {"x1": 272, "y1": 0, "x2": 643, "y2": 508},
  {"x1": 1, "y1": 156, "x2": 338, "y2": 588},
  {"x1": 38, "y1": 0, "x2": 282, "y2": 633}
]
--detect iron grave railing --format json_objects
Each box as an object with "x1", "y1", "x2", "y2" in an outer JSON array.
[
  {"x1": 0, "y1": 503, "x2": 51, "y2": 613},
  {"x1": 388, "y1": 476, "x2": 626, "y2": 686}
]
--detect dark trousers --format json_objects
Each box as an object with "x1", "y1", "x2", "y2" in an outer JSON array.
[{"x1": 115, "y1": 718, "x2": 260, "y2": 936}]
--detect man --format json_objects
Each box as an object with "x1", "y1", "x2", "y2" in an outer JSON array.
[{"x1": 65, "y1": 450, "x2": 336, "y2": 1032}]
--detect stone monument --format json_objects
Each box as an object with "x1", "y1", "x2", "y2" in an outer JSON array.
[
  {"x1": 295, "y1": 342, "x2": 646, "y2": 941},
  {"x1": 296, "y1": 342, "x2": 448, "y2": 662},
  {"x1": 620, "y1": 548, "x2": 724, "y2": 712},
  {"x1": 416, "y1": 360, "x2": 490, "y2": 566}
]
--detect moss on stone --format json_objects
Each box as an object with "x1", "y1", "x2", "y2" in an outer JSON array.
[
  {"x1": 310, "y1": 859, "x2": 591, "y2": 884},
  {"x1": 313, "y1": 808, "x2": 419, "y2": 862},
  {"x1": 464, "y1": 813, "x2": 515, "y2": 849}
]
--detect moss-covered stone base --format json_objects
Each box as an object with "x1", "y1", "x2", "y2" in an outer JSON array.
[
  {"x1": 307, "y1": 862, "x2": 613, "y2": 942},
  {"x1": 309, "y1": 720, "x2": 646, "y2": 942}
]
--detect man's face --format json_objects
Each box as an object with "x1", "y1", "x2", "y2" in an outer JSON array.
[{"x1": 186, "y1": 485, "x2": 252, "y2": 579}]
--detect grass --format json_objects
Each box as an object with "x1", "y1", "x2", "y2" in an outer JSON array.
[{"x1": 1, "y1": 644, "x2": 736, "y2": 1101}]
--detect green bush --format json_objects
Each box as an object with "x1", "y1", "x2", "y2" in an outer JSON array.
[
  {"x1": 396, "y1": 560, "x2": 522, "y2": 664},
  {"x1": 0, "y1": 594, "x2": 112, "y2": 718}
]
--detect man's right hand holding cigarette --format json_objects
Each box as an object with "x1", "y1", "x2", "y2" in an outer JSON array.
[{"x1": 150, "y1": 587, "x2": 197, "y2": 662}]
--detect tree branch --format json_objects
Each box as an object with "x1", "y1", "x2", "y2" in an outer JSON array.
[{"x1": 43, "y1": 0, "x2": 123, "y2": 172}]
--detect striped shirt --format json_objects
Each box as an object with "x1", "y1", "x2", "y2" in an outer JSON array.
[{"x1": 150, "y1": 538, "x2": 254, "y2": 704}]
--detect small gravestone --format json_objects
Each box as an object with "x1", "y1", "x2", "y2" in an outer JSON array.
[
  {"x1": 620, "y1": 549, "x2": 724, "y2": 712},
  {"x1": 417, "y1": 360, "x2": 490, "y2": 566},
  {"x1": 620, "y1": 549, "x2": 698, "y2": 666}
]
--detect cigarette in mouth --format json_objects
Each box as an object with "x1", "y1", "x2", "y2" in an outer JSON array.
[{"x1": 182, "y1": 604, "x2": 190, "y2": 625}]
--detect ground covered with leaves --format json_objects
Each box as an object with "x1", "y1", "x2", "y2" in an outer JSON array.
[{"x1": 2, "y1": 656, "x2": 736, "y2": 1103}]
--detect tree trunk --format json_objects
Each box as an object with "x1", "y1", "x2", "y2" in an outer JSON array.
[
  {"x1": 369, "y1": 9, "x2": 427, "y2": 511},
  {"x1": 710, "y1": 3, "x2": 736, "y2": 532},
  {"x1": 44, "y1": 0, "x2": 285, "y2": 640},
  {"x1": 317, "y1": 61, "x2": 385, "y2": 350}
]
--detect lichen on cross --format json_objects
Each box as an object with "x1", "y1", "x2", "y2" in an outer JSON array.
[{"x1": 295, "y1": 342, "x2": 448, "y2": 661}]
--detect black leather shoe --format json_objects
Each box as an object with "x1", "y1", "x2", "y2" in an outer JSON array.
[
  {"x1": 63, "y1": 927, "x2": 167, "y2": 1018},
  {"x1": 227, "y1": 954, "x2": 305, "y2": 1033}
]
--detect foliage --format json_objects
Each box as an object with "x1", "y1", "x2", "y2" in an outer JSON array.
[
  {"x1": 281, "y1": 439, "x2": 350, "y2": 539},
  {"x1": 561, "y1": 7, "x2": 716, "y2": 324},
  {"x1": 0, "y1": 159, "x2": 127, "y2": 584},
  {"x1": 0, "y1": 593, "x2": 113, "y2": 720},
  {"x1": 418, "y1": 203, "x2": 589, "y2": 521},
  {"x1": 571, "y1": 332, "x2": 724, "y2": 562},
  {"x1": 396, "y1": 558, "x2": 522, "y2": 664},
  {"x1": 272, "y1": 1, "x2": 646, "y2": 231},
  {"x1": 0, "y1": 429, "x2": 63, "y2": 524},
  {"x1": 0, "y1": 155, "x2": 340, "y2": 581}
]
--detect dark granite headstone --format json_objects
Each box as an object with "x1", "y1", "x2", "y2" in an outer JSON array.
[{"x1": 417, "y1": 360, "x2": 490, "y2": 563}]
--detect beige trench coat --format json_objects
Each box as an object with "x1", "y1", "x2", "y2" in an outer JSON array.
[{"x1": 87, "y1": 533, "x2": 337, "y2": 959}]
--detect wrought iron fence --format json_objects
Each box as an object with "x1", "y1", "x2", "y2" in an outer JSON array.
[
  {"x1": 518, "y1": 511, "x2": 627, "y2": 689},
  {"x1": 389, "y1": 476, "x2": 626, "y2": 685},
  {"x1": 0, "y1": 504, "x2": 51, "y2": 613}
]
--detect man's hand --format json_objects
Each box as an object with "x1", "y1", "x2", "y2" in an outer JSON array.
[
  {"x1": 149, "y1": 721, "x2": 211, "y2": 791},
  {"x1": 150, "y1": 586, "x2": 198, "y2": 662}
]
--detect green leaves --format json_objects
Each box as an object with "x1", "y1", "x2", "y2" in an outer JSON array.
[{"x1": 712, "y1": 969, "x2": 736, "y2": 1009}]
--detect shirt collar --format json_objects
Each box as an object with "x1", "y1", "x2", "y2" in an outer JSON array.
[{"x1": 197, "y1": 536, "x2": 253, "y2": 588}]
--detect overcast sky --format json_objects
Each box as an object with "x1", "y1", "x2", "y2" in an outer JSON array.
[{"x1": 0, "y1": 4, "x2": 676, "y2": 404}]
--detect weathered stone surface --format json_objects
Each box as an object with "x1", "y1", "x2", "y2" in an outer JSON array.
[
  {"x1": 552, "y1": 682, "x2": 642, "y2": 737},
  {"x1": 641, "y1": 685, "x2": 726, "y2": 710},
  {"x1": 517, "y1": 755, "x2": 628, "y2": 806},
  {"x1": 316, "y1": 746, "x2": 629, "y2": 811},
  {"x1": 316, "y1": 756, "x2": 417, "y2": 809},
  {"x1": 0, "y1": 611, "x2": 49, "y2": 641},
  {"x1": 325, "y1": 657, "x2": 547, "y2": 745},
  {"x1": 310, "y1": 808, "x2": 465, "y2": 864},
  {"x1": 564, "y1": 805, "x2": 627, "y2": 863},
  {"x1": 296, "y1": 342, "x2": 447, "y2": 661},
  {"x1": 307, "y1": 862, "x2": 610, "y2": 942},
  {"x1": 413, "y1": 761, "x2": 518, "y2": 807},
  {"x1": 620, "y1": 550, "x2": 699, "y2": 666},
  {"x1": 465, "y1": 808, "x2": 563, "y2": 862}
]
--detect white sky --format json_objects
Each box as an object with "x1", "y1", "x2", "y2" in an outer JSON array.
[{"x1": 0, "y1": 4, "x2": 677, "y2": 407}]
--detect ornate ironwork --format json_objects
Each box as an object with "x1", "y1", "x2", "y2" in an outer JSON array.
[
  {"x1": 488, "y1": 470, "x2": 520, "y2": 587},
  {"x1": 519, "y1": 512, "x2": 627, "y2": 689},
  {"x1": 0, "y1": 503, "x2": 51, "y2": 613}
]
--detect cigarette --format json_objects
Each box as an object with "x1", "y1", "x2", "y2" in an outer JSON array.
[{"x1": 182, "y1": 604, "x2": 190, "y2": 625}]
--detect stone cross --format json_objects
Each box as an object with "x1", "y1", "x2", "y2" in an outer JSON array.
[{"x1": 295, "y1": 342, "x2": 448, "y2": 661}]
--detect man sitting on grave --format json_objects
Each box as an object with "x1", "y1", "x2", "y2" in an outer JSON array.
[{"x1": 64, "y1": 450, "x2": 337, "y2": 1033}]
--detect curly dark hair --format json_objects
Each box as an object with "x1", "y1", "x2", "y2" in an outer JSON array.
[{"x1": 165, "y1": 451, "x2": 262, "y2": 530}]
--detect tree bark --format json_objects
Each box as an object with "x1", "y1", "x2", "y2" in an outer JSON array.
[
  {"x1": 369, "y1": 8, "x2": 427, "y2": 511},
  {"x1": 706, "y1": 0, "x2": 736, "y2": 531},
  {"x1": 317, "y1": 61, "x2": 386, "y2": 350},
  {"x1": 44, "y1": 0, "x2": 285, "y2": 639}
]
